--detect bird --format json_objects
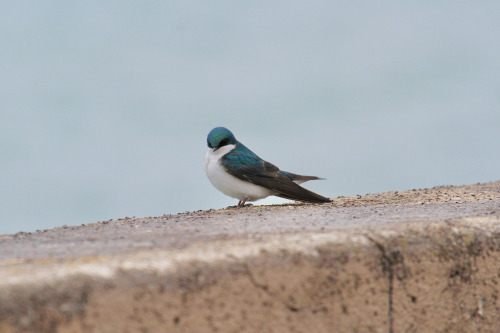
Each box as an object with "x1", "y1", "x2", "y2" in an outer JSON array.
[{"x1": 204, "y1": 127, "x2": 330, "y2": 207}]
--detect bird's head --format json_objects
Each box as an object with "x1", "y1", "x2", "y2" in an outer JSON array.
[{"x1": 207, "y1": 127, "x2": 237, "y2": 151}]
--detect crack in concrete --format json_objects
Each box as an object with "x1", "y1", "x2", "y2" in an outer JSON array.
[
  {"x1": 242, "y1": 263, "x2": 301, "y2": 313},
  {"x1": 366, "y1": 236, "x2": 397, "y2": 333}
]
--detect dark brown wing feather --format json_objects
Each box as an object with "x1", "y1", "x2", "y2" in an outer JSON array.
[{"x1": 226, "y1": 160, "x2": 330, "y2": 203}]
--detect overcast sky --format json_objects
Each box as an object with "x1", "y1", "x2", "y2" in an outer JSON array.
[{"x1": 1, "y1": 1, "x2": 499, "y2": 234}]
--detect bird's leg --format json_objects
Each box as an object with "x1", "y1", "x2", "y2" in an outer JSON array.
[
  {"x1": 240, "y1": 198, "x2": 248, "y2": 206},
  {"x1": 237, "y1": 200, "x2": 242, "y2": 206}
]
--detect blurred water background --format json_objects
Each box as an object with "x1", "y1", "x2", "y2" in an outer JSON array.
[{"x1": 1, "y1": 2, "x2": 499, "y2": 234}]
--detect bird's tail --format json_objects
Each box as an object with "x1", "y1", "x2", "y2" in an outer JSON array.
[{"x1": 280, "y1": 171, "x2": 325, "y2": 184}]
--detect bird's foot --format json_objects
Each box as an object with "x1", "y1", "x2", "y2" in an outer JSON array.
[
  {"x1": 237, "y1": 198, "x2": 249, "y2": 206},
  {"x1": 229, "y1": 199, "x2": 252, "y2": 208},
  {"x1": 226, "y1": 203, "x2": 253, "y2": 209}
]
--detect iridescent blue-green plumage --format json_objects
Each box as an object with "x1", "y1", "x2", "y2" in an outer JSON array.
[
  {"x1": 206, "y1": 127, "x2": 330, "y2": 203},
  {"x1": 207, "y1": 127, "x2": 237, "y2": 150},
  {"x1": 222, "y1": 141, "x2": 262, "y2": 168}
]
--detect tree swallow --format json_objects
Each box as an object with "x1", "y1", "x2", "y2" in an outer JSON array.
[{"x1": 205, "y1": 127, "x2": 330, "y2": 206}]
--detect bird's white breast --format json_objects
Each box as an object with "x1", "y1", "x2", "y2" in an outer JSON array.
[{"x1": 204, "y1": 145, "x2": 272, "y2": 201}]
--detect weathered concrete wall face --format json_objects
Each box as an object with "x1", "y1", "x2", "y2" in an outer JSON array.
[
  {"x1": 1, "y1": 182, "x2": 499, "y2": 332},
  {"x1": 373, "y1": 223, "x2": 500, "y2": 332},
  {"x1": 62, "y1": 224, "x2": 499, "y2": 333}
]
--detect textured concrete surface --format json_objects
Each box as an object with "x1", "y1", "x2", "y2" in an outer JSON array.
[{"x1": 0, "y1": 182, "x2": 499, "y2": 332}]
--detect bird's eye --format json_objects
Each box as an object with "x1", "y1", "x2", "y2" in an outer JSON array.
[{"x1": 219, "y1": 138, "x2": 229, "y2": 147}]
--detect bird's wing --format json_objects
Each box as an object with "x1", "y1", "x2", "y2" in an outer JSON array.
[{"x1": 221, "y1": 152, "x2": 330, "y2": 203}]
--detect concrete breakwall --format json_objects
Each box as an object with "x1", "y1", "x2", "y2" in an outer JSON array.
[{"x1": 1, "y1": 182, "x2": 499, "y2": 332}]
